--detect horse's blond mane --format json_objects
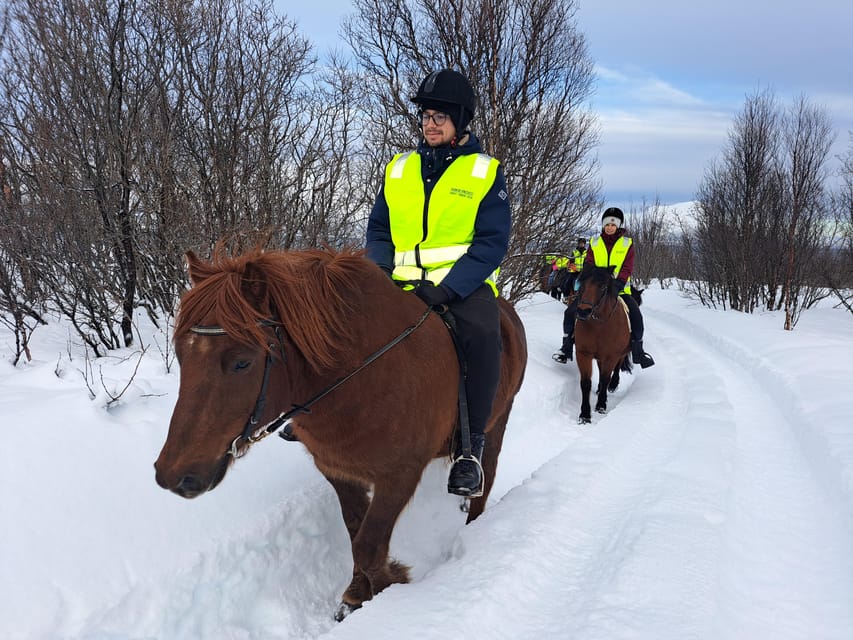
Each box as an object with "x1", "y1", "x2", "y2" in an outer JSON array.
[{"x1": 175, "y1": 248, "x2": 368, "y2": 371}]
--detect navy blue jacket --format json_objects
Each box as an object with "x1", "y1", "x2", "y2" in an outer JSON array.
[{"x1": 365, "y1": 132, "x2": 511, "y2": 299}]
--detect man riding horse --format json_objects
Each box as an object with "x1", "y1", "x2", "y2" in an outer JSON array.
[{"x1": 365, "y1": 68, "x2": 511, "y2": 497}]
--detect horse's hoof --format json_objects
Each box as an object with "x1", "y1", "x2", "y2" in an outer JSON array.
[
  {"x1": 335, "y1": 601, "x2": 360, "y2": 622},
  {"x1": 577, "y1": 416, "x2": 591, "y2": 425},
  {"x1": 596, "y1": 407, "x2": 607, "y2": 414},
  {"x1": 459, "y1": 497, "x2": 470, "y2": 513}
]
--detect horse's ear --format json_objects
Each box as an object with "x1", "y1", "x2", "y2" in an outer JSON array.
[
  {"x1": 241, "y1": 261, "x2": 268, "y2": 308},
  {"x1": 186, "y1": 251, "x2": 211, "y2": 286}
]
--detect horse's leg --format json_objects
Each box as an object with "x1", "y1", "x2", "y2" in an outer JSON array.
[
  {"x1": 608, "y1": 362, "x2": 621, "y2": 392},
  {"x1": 326, "y1": 477, "x2": 374, "y2": 619},
  {"x1": 335, "y1": 469, "x2": 421, "y2": 617},
  {"x1": 595, "y1": 359, "x2": 614, "y2": 414},
  {"x1": 577, "y1": 353, "x2": 593, "y2": 424},
  {"x1": 467, "y1": 406, "x2": 509, "y2": 523}
]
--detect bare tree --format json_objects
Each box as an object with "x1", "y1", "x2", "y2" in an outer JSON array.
[
  {"x1": 626, "y1": 197, "x2": 676, "y2": 288},
  {"x1": 829, "y1": 132, "x2": 853, "y2": 313},
  {"x1": 342, "y1": 0, "x2": 601, "y2": 302},
  {"x1": 780, "y1": 95, "x2": 834, "y2": 329},
  {"x1": 689, "y1": 89, "x2": 835, "y2": 326},
  {"x1": 0, "y1": 0, "x2": 164, "y2": 352},
  {"x1": 0, "y1": 0, "x2": 354, "y2": 353},
  {"x1": 0, "y1": 157, "x2": 49, "y2": 364},
  {"x1": 691, "y1": 89, "x2": 786, "y2": 312}
]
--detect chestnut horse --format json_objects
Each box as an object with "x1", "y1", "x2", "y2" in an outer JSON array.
[
  {"x1": 154, "y1": 248, "x2": 527, "y2": 619},
  {"x1": 573, "y1": 265, "x2": 632, "y2": 424}
]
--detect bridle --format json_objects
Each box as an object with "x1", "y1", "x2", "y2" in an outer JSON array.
[
  {"x1": 189, "y1": 319, "x2": 288, "y2": 458},
  {"x1": 189, "y1": 307, "x2": 433, "y2": 458},
  {"x1": 576, "y1": 277, "x2": 618, "y2": 323}
]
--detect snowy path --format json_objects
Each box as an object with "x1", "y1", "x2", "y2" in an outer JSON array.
[
  {"x1": 656, "y1": 308, "x2": 853, "y2": 639},
  {"x1": 648, "y1": 310, "x2": 853, "y2": 640},
  {"x1": 316, "y1": 299, "x2": 853, "y2": 639},
  {"x1": 10, "y1": 292, "x2": 853, "y2": 639}
]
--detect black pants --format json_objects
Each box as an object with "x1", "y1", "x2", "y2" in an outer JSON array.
[
  {"x1": 565, "y1": 272, "x2": 579, "y2": 297},
  {"x1": 446, "y1": 284, "x2": 502, "y2": 437},
  {"x1": 563, "y1": 292, "x2": 644, "y2": 341}
]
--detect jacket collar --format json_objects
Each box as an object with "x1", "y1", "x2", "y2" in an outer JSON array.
[{"x1": 417, "y1": 132, "x2": 483, "y2": 177}]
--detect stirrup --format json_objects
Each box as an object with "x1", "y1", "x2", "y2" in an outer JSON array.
[{"x1": 448, "y1": 454, "x2": 484, "y2": 498}]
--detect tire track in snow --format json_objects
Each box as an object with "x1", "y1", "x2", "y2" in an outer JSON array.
[
  {"x1": 327, "y1": 300, "x2": 853, "y2": 640},
  {"x1": 649, "y1": 310, "x2": 853, "y2": 640},
  {"x1": 326, "y1": 302, "x2": 733, "y2": 639},
  {"x1": 496, "y1": 312, "x2": 737, "y2": 640}
]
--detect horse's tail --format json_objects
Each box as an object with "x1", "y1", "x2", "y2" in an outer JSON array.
[
  {"x1": 620, "y1": 355, "x2": 633, "y2": 374},
  {"x1": 631, "y1": 287, "x2": 643, "y2": 307}
]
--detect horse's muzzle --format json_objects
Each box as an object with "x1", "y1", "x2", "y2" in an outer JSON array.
[
  {"x1": 154, "y1": 456, "x2": 230, "y2": 499},
  {"x1": 576, "y1": 307, "x2": 592, "y2": 321}
]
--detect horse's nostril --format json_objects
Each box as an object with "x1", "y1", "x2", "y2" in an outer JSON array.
[{"x1": 177, "y1": 474, "x2": 205, "y2": 496}]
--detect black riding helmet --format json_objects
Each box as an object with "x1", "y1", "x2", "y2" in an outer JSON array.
[{"x1": 411, "y1": 69, "x2": 476, "y2": 133}]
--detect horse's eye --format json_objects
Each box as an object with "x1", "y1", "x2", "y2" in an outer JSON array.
[{"x1": 234, "y1": 360, "x2": 251, "y2": 371}]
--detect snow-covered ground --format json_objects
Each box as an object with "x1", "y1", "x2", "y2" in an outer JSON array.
[{"x1": 2, "y1": 287, "x2": 852, "y2": 639}]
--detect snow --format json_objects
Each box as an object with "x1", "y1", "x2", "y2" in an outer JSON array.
[{"x1": 2, "y1": 287, "x2": 853, "y2": 639}]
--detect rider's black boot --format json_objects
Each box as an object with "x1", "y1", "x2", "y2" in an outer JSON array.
[
  {"x1": 552, "y1": 334, "x2": 573, "y2": 363},
  {"x1": 448, "y1": 433, "x2": 485, "y2": 497},
  {"x1": 631, "y1": 339, "x2": 655, "y2": 369}
]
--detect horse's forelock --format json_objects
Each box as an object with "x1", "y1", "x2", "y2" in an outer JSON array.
[{"x1": 175, "y1": 267, "x2": 270, "y2": 349}]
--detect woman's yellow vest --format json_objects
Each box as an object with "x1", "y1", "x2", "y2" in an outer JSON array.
[
  {"x1": 590, "y1": 235, "x2": 633, "y2": 294},
  {"x1": 383, "y1": 150, "x2": 500, "y2": 295}
]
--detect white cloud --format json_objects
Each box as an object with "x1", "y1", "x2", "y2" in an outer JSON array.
[
  {"x1": 599, "y1": 108, "x2": 730, "y2": 142},
  {"x1": 594, "y1": 65, "x2": 709, "y2": 108}
]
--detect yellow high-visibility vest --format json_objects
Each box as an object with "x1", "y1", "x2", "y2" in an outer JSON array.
[
  {"x1": 384, "y1": 150, "x2": 500, "y2": 294},
  {"x1": 590, "y1": 235, "x2": 633, "y2": 294}
]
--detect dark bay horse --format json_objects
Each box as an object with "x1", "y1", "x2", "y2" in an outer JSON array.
[
  {"x1": 154, "y1": 248, "x2": 527, "y2": 619},
  {"x1": 573, "y1": 265, "x2": 632, "y2": 424},
  {"x1": 537, "y1": 260, "x2": 572, "y2": 300}
]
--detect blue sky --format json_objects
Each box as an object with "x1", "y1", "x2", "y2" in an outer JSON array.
[{"x1": 279, "y1": 0, "x2": 853, "y2": 208}]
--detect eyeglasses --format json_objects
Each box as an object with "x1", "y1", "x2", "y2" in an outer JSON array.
[{"x1": 420, "y1": 111, "x2": 449, "y2": 126}]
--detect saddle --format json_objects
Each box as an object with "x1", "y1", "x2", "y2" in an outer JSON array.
[
  {"x1": 393, "y1": 279, "x2": 475, "y2": 459},
  {"x1": 618, "y1": 295, "x2": 631, "y2": 332}
]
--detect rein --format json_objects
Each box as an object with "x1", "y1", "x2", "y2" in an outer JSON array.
[{"x1": 189, "y1": 307, "x2": 433, "y2": 458}]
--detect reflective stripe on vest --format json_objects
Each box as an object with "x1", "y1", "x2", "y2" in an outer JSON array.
[
  {"x1": 590, "y1": 235, "x2": 633, "y2": 294},
  {"x1": 384, "y1": 150, "x2": 500, "y2": 294}
]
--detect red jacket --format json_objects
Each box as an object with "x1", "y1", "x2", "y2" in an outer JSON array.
[{"x1": 584, "y1": 228, "x2": 635, "y2": 282}]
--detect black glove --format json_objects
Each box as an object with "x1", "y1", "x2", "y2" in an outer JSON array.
[
  {"x1": 614, "y1": 278, "x2": 626, "y2": 291},
  {"x1": 414, "y1": 282, "x2": 454, "y2": 307}
]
